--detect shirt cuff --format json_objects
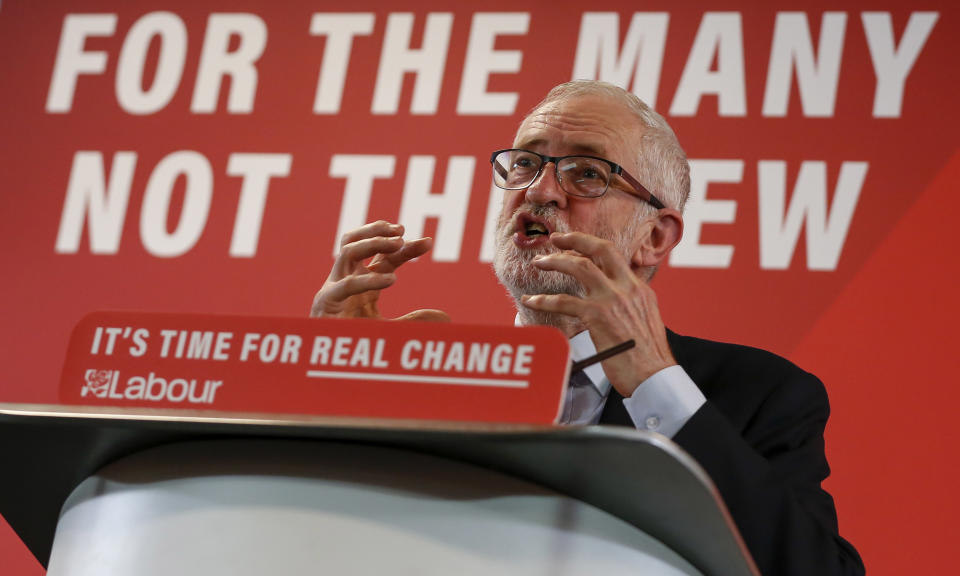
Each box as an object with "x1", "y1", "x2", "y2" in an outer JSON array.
[{"x1": 622, "y1": 365, "x2": 706, "y2": 438}]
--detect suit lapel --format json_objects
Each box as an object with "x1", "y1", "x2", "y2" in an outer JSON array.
[{"x1": 599, "y1": 387, "x2": 632, "y2": 425}]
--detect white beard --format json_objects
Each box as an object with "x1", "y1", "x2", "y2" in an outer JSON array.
[{"x1": 493, "y1": 204, "x2": 639, "y2": 331}]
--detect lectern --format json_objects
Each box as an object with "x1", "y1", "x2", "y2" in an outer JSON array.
[
  {"x1": 0, "y1": 404, "x2": 758, "y2": 576},
  {"x1": 1, "y1": 313, "x2": 759, "y2": 575}
]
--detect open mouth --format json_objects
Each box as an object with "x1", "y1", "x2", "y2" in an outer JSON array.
[{"x1": 514, "y1": 213, "x2": 553, "y2": 246}]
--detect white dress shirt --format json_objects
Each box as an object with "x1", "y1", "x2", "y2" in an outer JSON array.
[{"x1": 563, "y1": 328, "x2": 707, "y2": 438}]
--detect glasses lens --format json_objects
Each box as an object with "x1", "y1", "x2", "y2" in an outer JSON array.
[
  {"x1": 558, "y1": 157, "x2": 610, "y2": 197},
  {"x1": 494, "y1": 150, "x2": 541, "y2": 189}
]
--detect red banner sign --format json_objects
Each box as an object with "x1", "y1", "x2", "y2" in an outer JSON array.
[
  {"x1": 2, "y1": 1, "x2": 958, "y2": 574},
  {"x1": 58, "y1": 311, "x2": 570, "y2": 424}
]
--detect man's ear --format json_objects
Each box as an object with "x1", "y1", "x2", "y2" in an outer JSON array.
[{"x1": 630, "y1": 208, "x2": 683, "y2": 271}]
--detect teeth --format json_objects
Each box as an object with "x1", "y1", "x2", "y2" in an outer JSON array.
[{"x1": 525, "y1": 222, "x2": 548, "y2": 235}]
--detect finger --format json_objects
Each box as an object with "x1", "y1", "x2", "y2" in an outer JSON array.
[
  {"x1": 531, "y1": 252, "x2": 609, "y2": 294},
  {"x1": 393, "y1": 309, "x2": 451, "y2": 323},
  {"x1": 549, "y1": 232, "x2": 632, "y2": 279},
  {"x1": 368, "y1": 237, "x2": 434, "y2": 274},
  {"x1": 339, "y1": 220, "x2": 404, "y2": 248},
  {"x1": 520, "y1": 293, "x2": 585, "y2": 318},
  {"x1": 321, "y1": 272, "x2": 396, "y2": 307},
  {"x1": 334, "y1": 235, "x2": 404, "y2": 279}
]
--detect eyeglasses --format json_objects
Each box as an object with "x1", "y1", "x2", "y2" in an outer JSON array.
[{"x1": 490, "y1": 148, "x2": 665, "y2": 209}]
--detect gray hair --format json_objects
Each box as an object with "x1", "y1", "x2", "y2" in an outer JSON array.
[{"x1": 530, "y1": 80, "x2": 690, "y2": 215}]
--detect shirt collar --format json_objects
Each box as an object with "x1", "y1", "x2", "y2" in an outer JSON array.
[{"x1": 515, "y1": 315, "x2": 611, "y2": 397}]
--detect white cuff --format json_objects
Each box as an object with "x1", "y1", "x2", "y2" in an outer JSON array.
[{"x1": 622, "y1": 365, "x2": 706, "y2": 438}]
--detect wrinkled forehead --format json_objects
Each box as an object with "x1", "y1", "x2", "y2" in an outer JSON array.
[{"x1": 512, "y1": 95, "x2": 643, "y2": 162}]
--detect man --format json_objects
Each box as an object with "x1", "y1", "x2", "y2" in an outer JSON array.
[{"x1": 311, "y1": 80, "x2": 864, "y2": 575}]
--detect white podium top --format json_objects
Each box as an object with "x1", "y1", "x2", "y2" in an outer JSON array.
[
  {"x1": 0, "y1": 403, "x2": 756, "y2": 575},
  {"x1": 48, "y1": 439, "x2": 702, "y2": 576}
]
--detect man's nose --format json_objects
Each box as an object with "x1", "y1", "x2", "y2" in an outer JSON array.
[{"x1": 524, "y1": 162, "x2": 568, "y2": 208}]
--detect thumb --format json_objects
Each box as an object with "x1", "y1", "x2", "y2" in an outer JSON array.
[{"x1": 393, "y1": 309, "x2": 451, "y2": 323}]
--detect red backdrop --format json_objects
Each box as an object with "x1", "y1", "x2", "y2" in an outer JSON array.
[{"x1": 1, "y1": 1, "x2": 957, "y2": 573}]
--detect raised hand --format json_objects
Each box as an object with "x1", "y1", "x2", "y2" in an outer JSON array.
[
  {"x1": 310, "y1": 220, "x2": 450, "y2": 322},
  {"x1": 520, "y1": 231, "x2": 676, "y2": 396}
]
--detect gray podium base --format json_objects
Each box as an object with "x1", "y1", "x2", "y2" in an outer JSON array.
[{"x1": 46, "y1": 439, "x2": 702, "y2": 576}]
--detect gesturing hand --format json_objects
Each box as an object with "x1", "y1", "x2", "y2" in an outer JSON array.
[
  {"x1": 520, "y1": 231, "x2": 676, "y2": 396},
  {"x1": 310, "y1": 220, "x2": 450, "y2": 322}
]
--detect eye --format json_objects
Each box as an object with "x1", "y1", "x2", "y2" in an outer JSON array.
[
  {"x1": 567, "y1": 159, "x2": 606, "y2": 182},
  {"x1": 511, "y1": 152, "x2": 539, "y2": 172},
  {"x1": 579, "y1": 166, "x2": 601, "y2": 180},
  {"x1": 558, "y1": 158, "x2": 610, "y2": 196}
]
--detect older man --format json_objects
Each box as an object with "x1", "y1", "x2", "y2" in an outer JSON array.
[{"x1": 311, "y1": 80, "x2": 864, "y2": 575}]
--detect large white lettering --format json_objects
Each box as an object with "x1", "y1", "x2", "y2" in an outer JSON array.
[
  {"x1": 758, "y1": 160, "x2": 867, "y2": 270},
  {"x1": 457, "y1": 13, "x2": 529, "y2": 115},
  {"x1": 46, "y1": 14, "x2": 117, "y2": 112},
  {"x1": 571, "y1": 12, "x2": 669, "y2": 107},
  {"x1": 140, "y1": 151, "x2": 213, "y2": 257},
  {"x1": 479, "y1": 183, "x2": 505, "y2": 263},
  {"x1": 55, "y1": 151, "x2": 874, "y2": 271},
  {"x1": 55, "y1": 151, "x2": 136, "y2": 254},
  {"x1": 371, "y1": 13, "x2": 452, "y2": 114},
  {"x1": 46, "y1": 10, "x2": 939, "y2": 119},
  {"x1": 763, "y1": 12, "x2": 847, "y2": 117},
  {"x1": 48, "y1": 12, "x2": 266, "y2": 114},
  {"x1": 309, "y1": 13, "x2": 375, "y2": 114},
  {"x1": 670, "y1": 12, "x2": 746, "y2": 117},
  {"x1": 115, "y1": 12, "x2": 187, "y2": 115},
  {"x1": 862, "y1": 11, "x2": 939, "y2": 118},
  {"x1": 191, "y1": 14, "x2": 267, "y2": 113},
  {"x1": 669, "y1": 160, "x2": 742, "y2": 268},
  {"x1": 398, "y1": 156, "x2": 475, "y2": 261},
  {"x1": 329, "y1": 155, "x2": 396, "y2": 253},
  {"x1": 226, "y1": 154, "x2": 293, "y2": 257}
]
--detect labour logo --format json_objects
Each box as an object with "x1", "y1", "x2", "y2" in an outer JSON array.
[{"x1": 82, "y1": 369, "x2": 114, "y2": 398}]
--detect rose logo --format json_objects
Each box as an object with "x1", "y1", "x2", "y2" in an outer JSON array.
[{"x1": 82, "y1": 369, "x2": 113, "y2": 398}]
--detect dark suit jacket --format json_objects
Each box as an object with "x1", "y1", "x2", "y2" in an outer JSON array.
[{"x1": 599, "y1": 330, "x2": 865, "y2": 576}]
